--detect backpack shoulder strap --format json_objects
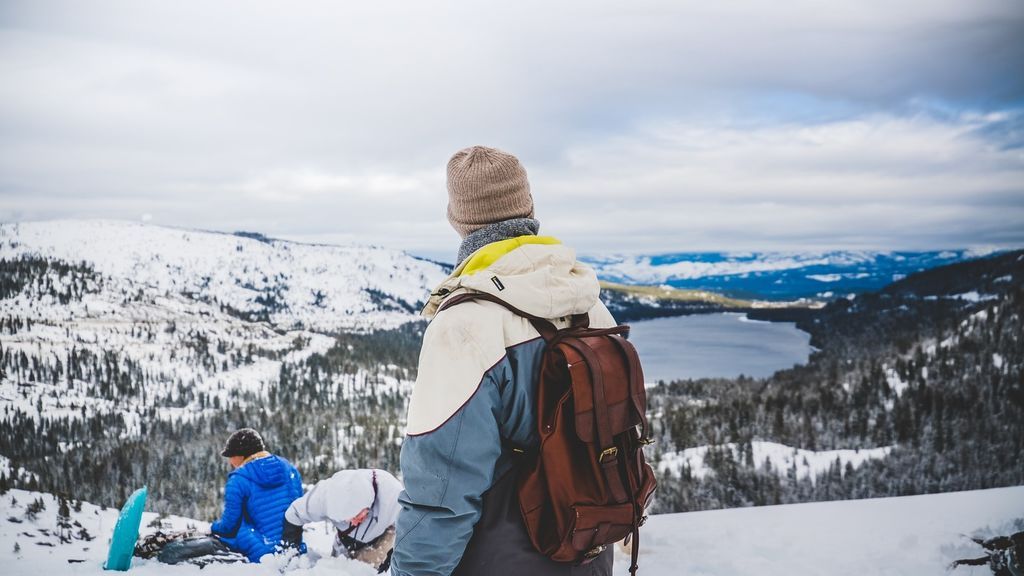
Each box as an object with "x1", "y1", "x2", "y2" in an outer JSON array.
[
  {"x1": 609, "y1": 335, "x2": 650, "y2": 442},
  {"x1": 437, "y1": 291, "x2": 564, "y2": 340}
]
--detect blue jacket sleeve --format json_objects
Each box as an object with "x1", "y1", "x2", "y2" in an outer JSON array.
[
  {"x1": 210, "y1": 473, "x2": 248, "y2": 537},
  {"x1": 391, "y1": 367, "x2": 505, "y2": 576}
]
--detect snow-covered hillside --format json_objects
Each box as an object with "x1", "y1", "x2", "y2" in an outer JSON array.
[
  {"x1": 1, "y1": 220, "x2": 448, "y2": 333},
  {"x1": 0, "y1": 486, "x2": 1020, "y2": 575},
  {"x1": 0, "y1": 220, "x2": 442, "y2": 517},
  {"x1": 658, "y1": 441, "x2": 892, "y2": 481},
  {"x1": 0, "y1": 220, "x2": 424, "y2": 426},
  {"x1": 2, "y1": 220, "x2": 1019, "y2": 554},
  {"x1": 584, "y1": 250, "x2": 995, "y2": 300}
]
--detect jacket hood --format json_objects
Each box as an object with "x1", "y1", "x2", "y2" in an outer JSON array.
[
  {"x1": 233, "y1": 454, "x2": 290, "y2": 489},
  {"x1": 422, "y1": 237, "x2": 601, "y2": 320},
  {"x1": 320, "y1": 470, "x2": 377, "y2": 524}
]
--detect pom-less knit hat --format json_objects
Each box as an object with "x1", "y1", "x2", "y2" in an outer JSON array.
[
  {"x1": 447, "y1": 146, "x2": 535, "y2": 238},
  {"x1": 221, "y1": 428, "x2": 265, "y2": 458}
]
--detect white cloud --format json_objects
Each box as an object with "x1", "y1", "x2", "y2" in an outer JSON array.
[
  {"x1": 0, "y1": 0, "x2": 1022, "y2": 257},
  {"x1": 538, "y1": 112, "x2": 1024, "y2": 253}
]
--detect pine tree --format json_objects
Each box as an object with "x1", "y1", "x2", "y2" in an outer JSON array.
[
  {"x1": 24, "y1": 497, "x2": 45, "y2": 520},
  {"x1": 57, "y1": 496, "x2": 72, "y2": 543}
]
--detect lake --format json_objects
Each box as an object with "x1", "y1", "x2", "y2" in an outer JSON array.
[{"x1": 626, "y1": 313, "x2": 813, "y2": 382}]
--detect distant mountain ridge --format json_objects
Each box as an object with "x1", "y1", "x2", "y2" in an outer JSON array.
[
  {"x1": 0, "y1": 220, "x2": 448, "y2": 333},
  {"x1": 5, "y1": 220, "x2": 1000, "y2": 313},
  {"x1": 583, "y1": 250, "x2": 1002, "y2": 301}
]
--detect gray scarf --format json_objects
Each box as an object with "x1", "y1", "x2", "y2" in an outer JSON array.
[{"x1": 456, "y1": 218, "x2": 541, "y2": 267}]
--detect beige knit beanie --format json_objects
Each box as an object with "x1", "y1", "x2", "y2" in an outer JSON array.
[{"x1": 446, "y1": 145, "x2": 535, "y2": 238}]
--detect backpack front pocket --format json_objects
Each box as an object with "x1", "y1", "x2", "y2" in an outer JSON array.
[{"x1": 564, "y1": 502, "x2": 635, "y2": 562}]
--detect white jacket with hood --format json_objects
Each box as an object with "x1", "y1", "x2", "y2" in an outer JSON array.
[{"x1": 285, "y1": 468, "x2": 403, "y2": 545}]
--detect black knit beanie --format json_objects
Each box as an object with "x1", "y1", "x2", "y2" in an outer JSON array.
[{"x1": 221, "y1": 428, "x2": 265, "y2": 458}]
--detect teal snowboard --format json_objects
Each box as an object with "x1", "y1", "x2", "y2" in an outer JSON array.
[{"x1": 104, "y1": 486, "x2": 148, "y2": 571}]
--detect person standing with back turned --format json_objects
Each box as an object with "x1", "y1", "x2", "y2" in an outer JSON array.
[{"x1": 391, "y1": 146, "x2": 617, "y2": 576}]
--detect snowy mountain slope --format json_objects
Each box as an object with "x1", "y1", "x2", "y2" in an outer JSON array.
[
  {"x1": 657, "y1": 441, "x2": 892, "y2": 482},
  {"x1": 1, "y1": 486, "x2": 1020, "y2": 576},
  {"x1": 0, "y1": 220, "x2": 435, "y2": 517},
  {"x1": 643, "y1": 250, "x2": 1024, "y2": 515},
  {"x1": 0, "y1": 243, "x2": 367, "y2": 425},
  {"x1": 1, "y1": 220, "x2": 448, "y2": 333},
  {"x1": 0, "y1": 220, "x2": 445, "y2": 419},
  {"x1": 584, "y1": 250, "x2": 998, "y2": 300},
  {"x1": 2, "y1": 220, "x2": 1019, "y2": 532}
]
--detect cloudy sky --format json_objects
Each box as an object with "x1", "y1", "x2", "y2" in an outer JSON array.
[{"x1": 1, "y1": 1, "x2": 1022, "y2": 261}]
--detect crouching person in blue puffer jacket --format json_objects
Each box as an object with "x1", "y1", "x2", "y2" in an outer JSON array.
[
  {"x1": 155, "y1": 428, "x2": 304, "y2": 566},
  {"x1": 210, "y1": 427, "x2": 304, "y2": 563}
]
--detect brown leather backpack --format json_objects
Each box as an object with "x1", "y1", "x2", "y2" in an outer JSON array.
[{"x1": 440, "y1": 292, "x2": 658, "y2": 575}]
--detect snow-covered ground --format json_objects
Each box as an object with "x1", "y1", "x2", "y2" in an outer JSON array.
[
  {"x1": 1, "y1": 486, "x2": 1020, "y2": 575},
  {"x1": 0, "y1": 488, "x2": 378, "y2": 575},
  {"x1": 658, "y1": 441, "x2": 893, "y2": 482},
  {"x1": 622, "y1": 485, "x2": 1023, "y2": 576}
]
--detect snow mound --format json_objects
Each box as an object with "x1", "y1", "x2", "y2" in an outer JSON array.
[{"x1": 615, "y1": 485, "x2": 1024, "y2": 576}]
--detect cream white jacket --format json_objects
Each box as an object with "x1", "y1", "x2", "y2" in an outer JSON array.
[{"x1": 393, "y1": 238, "x2": 615, "y2": 576}]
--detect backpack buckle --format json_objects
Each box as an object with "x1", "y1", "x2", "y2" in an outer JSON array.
[
  {"x1": 583, "y1": 544, "x2": 606, "y2": 560},
  {"x1": 598, "y1": 446, "x2": 618, "y2": 462}
]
